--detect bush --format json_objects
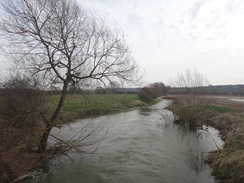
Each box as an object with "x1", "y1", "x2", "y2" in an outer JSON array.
[
  {"x1": 138, "y1": 82, "x2": 167, "y2": 104},
  {"x1": 168, "y1": 95, "x2": 207, "y2": 129},
  {"x1": 138, "y1": 87, "x2": 154, "y2": 104},
  {"x1": 0, "y1": 75, "x2": 48, "y2": 151},
  {"x1": 1, "y1": 75, "x2": 46, "y2": 128}
]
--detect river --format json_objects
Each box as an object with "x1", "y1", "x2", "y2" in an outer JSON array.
[{"x1": 38, "y1": 100, "x2": 224, "y2": 183}]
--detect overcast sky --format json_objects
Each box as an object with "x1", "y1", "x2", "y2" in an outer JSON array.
[
  {"x1": 0, "y1": 0, "x2": 244, "y2": 86},
  {"x1": 76, "y1": 0, "x2": 244, "y2": 86}
]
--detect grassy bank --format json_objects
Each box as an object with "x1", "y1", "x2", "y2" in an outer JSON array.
[
  {"x1": 48, "y1": 94, "x2": 144, "y2": 122},
  {"x1": 168, "y1": 95, "x2": 244, "y2": 183},
  {"x1": 207, "y1": 113, "x2": 243, "y2": 183},
  {"x1": 0, "y1": 93, "x2": 145, "y2": 182}
]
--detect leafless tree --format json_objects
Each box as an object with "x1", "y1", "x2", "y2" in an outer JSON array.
[
  {"x1": 172, "y1": 69, "x2": 209, "y2": 89},
  {"x1": 138, "y1": 82, "x2": 167, "y2": 104},
  {"x1": 0, "y1": 0, "x2": 139, "y2": 152},
  {"x1": 170, "y1": 69, "x2": 210, "y2": 128},
  {"x1": 171, "y1": 69, "x2": 209, "y2": 104},
  {"x1": 149, "y1": 82, "x2": 168, "y2": 97}
]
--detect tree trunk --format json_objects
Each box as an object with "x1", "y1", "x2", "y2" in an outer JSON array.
[
  {"x1": 38, "y1": 78, "x2": 70, "y2": 153},
  {"x1": 38, "y1": 126, "x2": 52, "y2": 153}
]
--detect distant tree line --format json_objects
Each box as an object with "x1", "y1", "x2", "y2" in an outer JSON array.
[
  {"x1": 94, "y1": 87, "x2": 140, "y2": 94},
  {"x1": 1, "y1": 84, "x2": 243, "y2": 97},
  {"x1": 168, "y1": 85, "x2": 244, "y2": 95}
]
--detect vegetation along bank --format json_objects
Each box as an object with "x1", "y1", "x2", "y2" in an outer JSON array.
[
  {"x1": 0, "y1": 93, "x2": 146, "y2": 182},
  {"x1": 168, "y1": 95, "x2": 244, "y2": 183}
]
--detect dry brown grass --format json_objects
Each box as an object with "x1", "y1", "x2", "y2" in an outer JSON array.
[
  {"x1": 168, "y1": 94, "x2": 244, "y2": 183},
  {"x1": 207, "y1": 118, "x2": 243, "y2": 182},
  {"x1": 0, "y1": 120, "x2": 43, "y2": 182},
  {"x1": 202, "y1": 97, "x2": 244, "y2": 183},
  {"x1": 203, "y1": 96, "x2": 244, "y2": 111}
]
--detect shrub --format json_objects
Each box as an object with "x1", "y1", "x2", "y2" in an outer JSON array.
[
  {"x1": 168, "y1": 95, "x2": 207, "y2": 129},
  {"x1": 1, "y1": 75, "x2": 46, "y2": 128},
  {"x1": 0, "y1": 75, "x2": 48, "y2": 151},
  {"x1": 138, "y1": 87, "x2": 154, "y2": 104}
]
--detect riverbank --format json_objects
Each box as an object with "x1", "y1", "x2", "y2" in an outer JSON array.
[
  {"x1": 167, "y1": 95, "x2": 244, "y2": 183},
  {"x1": 47, "y1": 94, "x2": 146, "y2": 123},
  {"x1": 0, "y1": 94, "x2": 146, "y2": 182},
  {"x1": 22, "y1": 99, "x2": 219, "y2": 183}
]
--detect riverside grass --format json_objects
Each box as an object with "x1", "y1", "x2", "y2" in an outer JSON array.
[
  {"x1": 168, "y1": 95, "x2": 244, "y2": 183},
  {"x1": 199, "y1": 105, "x2": 235, "y2": 114},
  {"x1": 48, "y1": 94, "x2": 143, "y2": 120},
  {"x1": 0, "y1": 93, "x2": 145, "y2": 181}
]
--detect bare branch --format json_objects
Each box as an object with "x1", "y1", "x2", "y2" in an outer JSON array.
[{"x1": 0, "y1": 0, "x2": 139, "y2": 152}]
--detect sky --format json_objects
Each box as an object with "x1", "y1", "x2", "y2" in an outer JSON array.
[
  {"x1": 0, "y1": 0, "x2": 244, "y2": 86},
  {"x1": 75, "y1": 0, "x2": 244, "y2": 86}
]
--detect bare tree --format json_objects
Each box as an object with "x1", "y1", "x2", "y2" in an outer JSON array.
[
  {"x1": 172, "y1": 69, "x2": 209, "y2": 88},
  {"x1": 149, "y1": 82, "x2": 168, "y2": 97},
  {"x1": 138, "y1": 82, "x2": 167, "y2": 104},
  {"x1": 170, "y1": 69, "x2": 210, "y2": 129},
  {"x1": 171, "y1": 69, "x2": 209, "y2": 104},
  {"x1": 0, "y1": 0, "x2": 139, "y2": 152}
]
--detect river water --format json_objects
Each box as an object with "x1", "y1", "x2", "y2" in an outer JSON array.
[{"x1": 39, "y1": 100, "x2": 224, "y2": 183}]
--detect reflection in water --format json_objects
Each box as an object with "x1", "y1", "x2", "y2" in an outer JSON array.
[
  {"x1": 230, "y1": 98, "x2": 244, "y2": 103},
  {"x1": 39, "y1": 100, "x2": 223, "y2": 183},
  {"x1": 139, "y1": 107, "x2": 154, "y2": 116}
]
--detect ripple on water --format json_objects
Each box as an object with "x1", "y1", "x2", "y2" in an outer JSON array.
[{"x1": 42, "y1": 100, "x2": 222, "y2": 183}]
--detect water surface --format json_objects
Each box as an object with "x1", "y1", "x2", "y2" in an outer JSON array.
[{"x1": 40, "y1": 100, "x2": 223, "y2": 183}]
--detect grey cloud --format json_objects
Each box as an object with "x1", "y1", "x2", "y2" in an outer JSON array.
[{"x1": 188, "y1": 0, "x2": 206, "y2": 20}]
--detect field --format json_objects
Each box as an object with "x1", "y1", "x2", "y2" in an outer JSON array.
[
  {"x1": 48, "y1": 94, "x2": 143, "y2": 121},
  {"x1": 204, "y1": 95, "x2": 244, "y2": 111}
]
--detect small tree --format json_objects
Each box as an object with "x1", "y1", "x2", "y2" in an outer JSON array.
[
  {"x1": 138, "y1": 87, "x2": 154, "y2": 104},
  {"x1": 149, "y1": 82, "x2": 168, "y2": 97},
  {"x1": 0, "y1": 0, "x2": 139, "y2": 152},
  {"x1": 170, "y1": 69, "x2": 209, "y2": 128},
  {"x1": 138, "y1": 82, "x2": 167, "y2": 104}
]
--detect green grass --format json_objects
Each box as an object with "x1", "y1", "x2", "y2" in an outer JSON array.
[
  {"x1": 200, "y1": 105, "x2": 235, "y2": 114},
  {"x1": 48, "y1": 94, "x2": 142, "y2": 119}
]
